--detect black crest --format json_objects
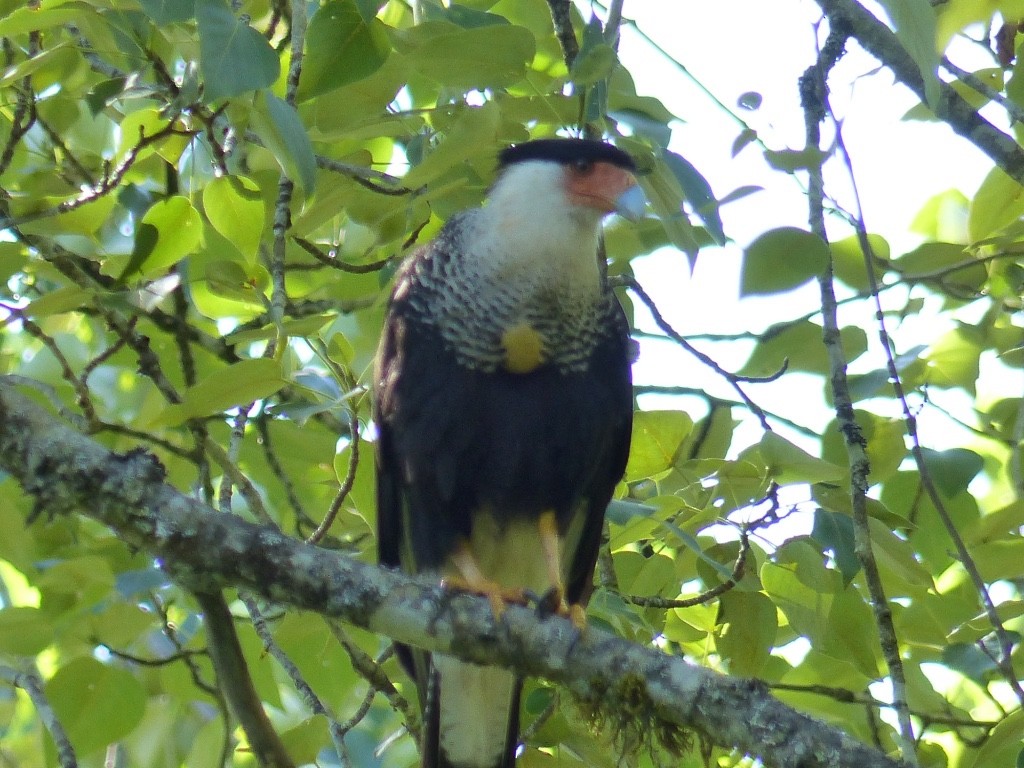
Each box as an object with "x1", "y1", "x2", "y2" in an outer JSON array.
[{"x1": 498, "y1": 138, "x2": 636, "y2": 172}]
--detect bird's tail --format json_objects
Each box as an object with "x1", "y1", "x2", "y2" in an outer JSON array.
[{"x1": 421, "y1": 655, "x2": 521, "y2": 768}]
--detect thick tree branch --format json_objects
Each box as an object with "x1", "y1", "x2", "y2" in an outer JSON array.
[
  {"x1": 814, "y1": 0, "x2": 1024, "y2": 184},
  {"x1": 0, "y1": 377, "x2": 903, "y2": 768}
]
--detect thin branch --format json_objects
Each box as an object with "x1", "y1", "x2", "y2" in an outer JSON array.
[
  {"x1": 195, "y1": 591, "x2": 295, "y2": 768},
  {"x1": 2, "y1": 123, "x2": 193, "y2": 230},
  {"x1": 293, "y1": 238, "x2": 393, "y2": 274},
  {"x1": 326, "y1": 622, "x2": 420, "y2": 743},
  {"x1": 242, "y1": 594, "x2": 349, "y2": 760},
  {"x1": 940, "y1": 56, "x2": 1024, "y2": 126},
  {"x1": 545, "y1": 0, "x2": 579, "y2": 67},
  {"x1": 822, "y1": 17, "x2": 1024, "y2": 709},
  {"x1": 307, "y1": 412, "x2": 360, "y2": 545},
  {"x1": 800, "y1": 23, "x2": 919, "y2": 764},
  {"x1": 625, "y1": 277, "x2": 772, "y2": 430},
  {"x1": 622, "y1": 530, "x2": 750, "y2": 609},
  {"x1": 0, "y1": 666, "x2": 77, "y2": 768}
]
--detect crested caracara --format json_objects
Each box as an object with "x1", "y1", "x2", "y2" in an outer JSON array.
[{"x1": 375, "y1": 137, "x2": 641, "y2": 768}]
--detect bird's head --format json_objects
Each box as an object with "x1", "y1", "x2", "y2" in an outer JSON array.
[
  {"x1": 494, "y1": 138, "x2": 645, "y2": 223},
  {"x1": 463, "y1": 138, "x2": 645, "y2": 299}
]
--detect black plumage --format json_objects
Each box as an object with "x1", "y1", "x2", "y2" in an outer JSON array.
[{"x1": 374, "y1": 138, "x2": 637, "y2": 768}]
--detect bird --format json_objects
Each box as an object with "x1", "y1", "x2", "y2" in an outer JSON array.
[{"x1": 374, "y1": 137, "x2": 642, "y2": 768}]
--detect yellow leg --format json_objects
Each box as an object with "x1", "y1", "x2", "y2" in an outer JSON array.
[
  {"x1": 538, "y1": 511, "x2": 587, "y2": 629},
  {"x1": 444, "y1": 540, "x2": 526, "y2": 618}
]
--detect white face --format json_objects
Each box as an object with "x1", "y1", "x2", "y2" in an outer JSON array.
[{"x1": 473, "y1": 160, "x2": 607, "y2": 296}]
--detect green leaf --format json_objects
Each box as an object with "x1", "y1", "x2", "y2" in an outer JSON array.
[
  {"x1": 759, "y1": 432, "x2": 846, "y2": 485},
  {"x1": 204, "y1": 260, "x2": 271, "y2": 306},
  {"x1": 741, "y1": 227, "x2": 829, "y2": 296},
  {"x1": 120, "y1": 197, "x2": 203, "y2": 280},
  {"x1": 47, "y1": 658, "x2": 147, "y2": 756},
  {"x1": 763, "y1": 147, "x2": 828, "y2": 173},
  {"x1": 0, "y1": 6, "x2": 83, "y2": 35},
  {"x1": 625, "y1": 410, "x2": 693, "y2": 481},
  {"x1": 717, "y1": 591, "x2": 777, "y2": 676},
  {"x1": 921, "y1": 447, "x2": 983, "y2": 497},
  {"x1": 942, "y1": 642, "x2": 999, "y2": 682},
  {"x1": 829, "y1": 233, "x2": 890, "y2": 292},
  {"x1": 570, "y1": 42, "x2": 617, "y2": 86},
  {"x1": 299, "y1": 1, "x2": 391, "y2": 100},
  {"x1": 923, "y1": 324, "x2": 982, "y2": 392},
  {"x1": 740, "y1": 319, "x2": 867, "y2": 378},
  {"x1": 969, "y1": 539, "x2": 1024, "y2": 582},
  {"x1": 968, "y1": 165, "x2": 1024, "y2": 241},
  {"x1": 867, "y1": 517, "x2": 934, "y2": 589},
  {"x1": 138, "y1": 0, "x2": 195, "y2": 24},
  {"x1": 390, "y1": 21, "x2": 535, "y2": 89},
  {"x1": 14, "y1": 194, "x2": 118, "y2": 237},
  {"x1": 638, "y1": 154, "x2": 701, "y2": 259},
  {"x1": 0, "y1": 607, "x2": 54, "y2": 656},
  {"x1": 279, "y1": 716, "x2": 330, "y2": 765},
  {"x1": 877, "y1": 0, "x2": 940, "y2": 107},
  {"x1": 662, "y1": 150, "x2": 726, "y2": 246},
  {"x1": 153, "y1": 358, "x2": 286, "y2": 426},
  {"x1": 761, "y1": 560, "x2": 834, "y2": 645},
  {"x1": 23, "y1": 287, "x2": 91, "y2": 318},
  {"x1": 418, "y1": 0, "x2": 510, "y2": 28},
  {"x1": 196, "y1": 0, "x2": 280, "y2": 101},
  {"x1": 202, "y1": 177, "x2": 265, "y2": 262},
  {"x1": 968, "y1": 708, "x2": 1024, "y2": 768},
  {"x1": 402, "y1": 102, "x2": 501, "y2": 188},
  {"x1": 251, "y1": 91, "x2": 317, "y2": 193},
  {"x1": 0, "y1": 42, "x2": 74, "y2": 90},
  {"x1": 811, "y1": 510, "x2": 860, "y2": 582},
  {"x1": 823, "y1": 587, "x2": 881, "y2": 676}
]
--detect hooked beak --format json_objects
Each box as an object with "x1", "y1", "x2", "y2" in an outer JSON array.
[{"x1": 614, "y1": 183, "x2": 647, "y2": 221}]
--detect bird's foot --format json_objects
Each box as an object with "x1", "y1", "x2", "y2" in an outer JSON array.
[
  {"x1": 530, "y1": 586, "x2": 587, "y2": 630},
  {"x1": 441, "y1": 575, "x2": 527, "y2": 619}
]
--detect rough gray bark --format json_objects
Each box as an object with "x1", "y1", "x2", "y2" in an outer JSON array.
[{"x1": 0, "y1": 377, "x2": 902, "y2": 768}]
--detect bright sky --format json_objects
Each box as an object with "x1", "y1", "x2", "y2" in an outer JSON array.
[{"x1": 612, "y1": 1, "x2": 997, "y2": 445}]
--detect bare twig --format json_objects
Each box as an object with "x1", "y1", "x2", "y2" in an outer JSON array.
[
  {"x1": 625, "y1": 277, "x2": 772, "y2": 430},
  {"x1": 622, "y1": 530, "x2": 750, "y2": 609},
  {"x1": 0, "y1": 666, "x2": 78, "y2": 768},
  {"x1": 242, "y1": 595, "x2": 349, "y2": 759},
  {"x1": 799, "y1": 22, "x2": 920, "y2": 764}
]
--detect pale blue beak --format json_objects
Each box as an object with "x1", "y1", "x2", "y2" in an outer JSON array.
[{"x1": 615, "y1": 184, "x2": 647, "y2": 221}]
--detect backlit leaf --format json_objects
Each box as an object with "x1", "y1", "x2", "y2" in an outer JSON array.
[
  {"x1": 120, "y1": 196, "x2": 202, "y2": 279},
  {"x1": 202, "y1": 176, "x2": 265, "y2": 262},
  {"x1": 759, "y1": 432, "x2": 846, "y2": 485},
  {"x1": 196, "y1": 0, "x2": 279, "y2": 101},
  {"x1": 153, "y1": 358, "x2": 286, "y2": 426},
  {"x1": 968, "y1": 165, "x2": 1024, "y2": 241},
  {"x1": 299, "y1": 1, "x2": 391, "y2": 100},
  {"x1": 741, "y1": 227, "x2": 829, "y2": 296},
  {"x1": 390, "y1": 21, "x2": 535, "y2": 89},
  {"x1": 251, "y1": 92, "x2": 317, "y2": 193},
  {"x1": 47, "y1": 658, "x2": 146, "y2": 756},
  {"x1": 138, "y1": 0, "x2": 195, "y2": 24},
  {"x1": 625, "y1": 410, "x2": 693, "y2": 481}
]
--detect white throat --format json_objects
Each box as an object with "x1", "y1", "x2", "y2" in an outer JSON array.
[{"x1": 467, "y1": 161, "x2": 605, "y2": 298}]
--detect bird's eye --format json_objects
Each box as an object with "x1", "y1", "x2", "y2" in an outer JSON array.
[{"x1": 572, "y1": 158, "x2": 594, "y2": 174}]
